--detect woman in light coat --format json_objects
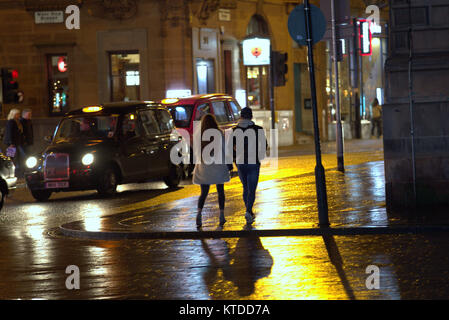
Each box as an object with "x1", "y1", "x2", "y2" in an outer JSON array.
[
  {"x1": 3, "y1": 108, "x2": 25, "y2": 177},
  {"x1": 193, "y1": 114, "x2": 230, "y2": 228}
]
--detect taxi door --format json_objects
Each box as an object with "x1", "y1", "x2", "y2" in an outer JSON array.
[
  {"x1": 154, "y1": 108, "x2": 178, "y2": 178},
  {"x1": 118, "y1": 112, "x2": 151, "y2": 181},
  {"x1": 138, "y1": 109, "x2": 166, "y2": 176},
  {"x1": 211, "y1": 100, "x2": 235, "y2": 131}
]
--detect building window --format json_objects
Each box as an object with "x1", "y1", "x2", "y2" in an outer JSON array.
[
  {"x1": 47, "y1": 54, "x2": 69, "y2": 115},
  {"x1": 109, "y1": 52, "x2": 140, "y2": 102},
  {"x1": 247, "y1": 65, "x2": 269, "y2": 109}
]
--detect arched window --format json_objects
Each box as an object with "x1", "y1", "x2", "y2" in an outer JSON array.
[{"x1": 246, "y1": 14, "x2": 269, "y2": 37}]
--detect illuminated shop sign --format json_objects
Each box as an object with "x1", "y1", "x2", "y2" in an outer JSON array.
[
  {"x1": 58, "y1": 56, "x2": 67, "y2": 72},
  {"x1": 358, "y1": 19, "x2": 372, "y2": 56},
  {"x1": 242, "y1": 38, "x2": 271, "y2": 66},
  {"x1": 166, "y1": 89, "x2": 191, "y2": 98}
]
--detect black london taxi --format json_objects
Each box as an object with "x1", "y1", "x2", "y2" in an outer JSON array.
[{"x1": 24, "y1": 101, "x2": 183, "y2": 201}]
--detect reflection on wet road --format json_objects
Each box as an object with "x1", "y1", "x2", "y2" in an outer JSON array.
[
  {"x1": 1, "y1": 150, "x2": 449, "y2": 299},
  {"x1": 2, "y1": 232, "x2": 448, "y2": 299}
]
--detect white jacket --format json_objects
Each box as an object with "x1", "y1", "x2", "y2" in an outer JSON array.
[{"x1": 192, "y1": 131, "x2": 230, "y2": 185}]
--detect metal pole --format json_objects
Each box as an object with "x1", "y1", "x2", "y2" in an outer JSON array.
[
  {"x1": 270, "y1": 48, "x2": 276, "y2": 131},
  {"x1": 304, "y1": 0, "x2": 329, "y2": 227},
  {"x1": 331, "y1": 0, "x2": 344, "y2": 172},
  {"x1": 269, "y1": 47, "x2": 277, "y2": 159},
  {"x1": 407, "y1": 1, "x2": 417, "y2": 206}
]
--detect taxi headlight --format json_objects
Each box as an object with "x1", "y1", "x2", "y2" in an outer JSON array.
[
  {"x1": 82, "y1": 153, "x2": 94, "y2": 166},
  {"x1": 26, "y1": 156, "x2": 38, "y2": 168}
]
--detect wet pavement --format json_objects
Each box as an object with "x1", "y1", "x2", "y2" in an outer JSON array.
[
  {"x1": 58, "y1": 160, "x2": 449, "y2": 239},
  {"x1": 1, "y1": 138, "x2": 449, "y2": 300}
]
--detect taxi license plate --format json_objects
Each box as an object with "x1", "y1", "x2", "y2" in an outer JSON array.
[{"x1": 45, "y1": 181, "x2": 69, "y2": 189}]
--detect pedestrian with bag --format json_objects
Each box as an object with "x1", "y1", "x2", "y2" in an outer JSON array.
[
  {"x1": 371, "y1": 98, "x2": 382, "y2": 138},
  {"x1": 20, "y1": 108, "x2": 34, "y2": 156},
  {"x1": 228, "y1": 107, "x2": 267, "y2": 225},
  {"x1": 3, "y1": 108, "x2": 26, "y2": 177},
  {"x1": 193, "y1": 114, "x2": 230, "y2": 228}
]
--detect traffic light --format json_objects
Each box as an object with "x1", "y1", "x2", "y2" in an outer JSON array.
[
  {"x1": 1, "y1": 68, "x2": 20, "y2": 104},
  {"x1": 272, "y1": 51, "x2": 288, "y2": 87}
]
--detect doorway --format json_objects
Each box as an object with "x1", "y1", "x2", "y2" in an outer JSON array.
[
  {"x1": 196, "y1": 58, "x2": 215, "y2": 94},
  {"x1": 109, "y1": 52, "x2": 141, "y2": 101}
]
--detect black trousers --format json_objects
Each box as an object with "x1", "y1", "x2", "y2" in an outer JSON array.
[{"x1": 198, "y1": 184, "x2": 225, "y2": 210}]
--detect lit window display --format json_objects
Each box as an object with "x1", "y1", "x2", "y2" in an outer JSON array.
[
  {"x1": 109, "y1": 52, "x2": 140, "y2": 101},
  {"x1": 47, "y1": 54, "x2": 69, "y2": 115}
]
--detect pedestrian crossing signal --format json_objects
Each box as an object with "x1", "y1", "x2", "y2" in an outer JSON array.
[
  {"x1": 1, "y1": 68, "x2": 21, "y2": 104},
  {"x1": 272, "y1": 51, "x2": 288, "y2": 87}
]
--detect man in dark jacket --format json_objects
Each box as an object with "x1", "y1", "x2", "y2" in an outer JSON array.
[
  {"x1": 20, "y1": 108, "x2": 34, "y2": 155},
  {"x1": 228, "y1": 107, "x2": 267, "y2": 225}
]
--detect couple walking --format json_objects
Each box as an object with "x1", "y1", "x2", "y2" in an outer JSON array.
[{"x1": 193, "y1": 107, "x2": 267, "y2": 228}]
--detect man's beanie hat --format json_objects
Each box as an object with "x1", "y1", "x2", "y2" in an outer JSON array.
[{"x1": 241, "y1": 107, "x2": 253, "y2": 119}]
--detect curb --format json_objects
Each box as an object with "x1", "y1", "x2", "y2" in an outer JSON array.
[{"x1": 58, "y1": 224, "x2": 449, "y2": 241}]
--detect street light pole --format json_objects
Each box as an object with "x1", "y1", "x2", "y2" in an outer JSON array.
[
  {"x1": 303, "y1": 0, "x2": 330, "y2": 227},
  {"x1": 331, "y1": 0, "x2": 345, "y2": 172}
]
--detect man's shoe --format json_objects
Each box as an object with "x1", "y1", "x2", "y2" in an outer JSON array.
[
  {"x1": 196, "y1": 213, "x2": 202, "y2": 228},
  {"x1": 245, "y1": 211, "x2": 255, "y2": 225}
]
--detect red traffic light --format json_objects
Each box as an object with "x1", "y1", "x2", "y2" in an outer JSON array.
[{"x1": 11, "y1": 69, "x2": 18, "y2": 79}]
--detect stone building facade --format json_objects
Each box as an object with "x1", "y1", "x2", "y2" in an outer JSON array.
[
  {"x1": 0, "y1": 0, "x2": 388, "y2": 151},
  {"x1": 0, "y1": 0, "x2": 330, "y2": 147},
  {"x1": 384, "y1": 0, "x2": 449, "y2": 209}
]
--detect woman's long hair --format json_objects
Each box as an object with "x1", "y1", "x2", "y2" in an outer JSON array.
[
  {"x1": 7, "y1": 108, "x2": 20, "y2": 121},
  {"x1": 200, "y1": 114, "x2": 221, "y2": 153}
]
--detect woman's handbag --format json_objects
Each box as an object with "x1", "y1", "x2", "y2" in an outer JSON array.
[{"x1": 6, "y1": 146, "x2": 16, "y2": 158}]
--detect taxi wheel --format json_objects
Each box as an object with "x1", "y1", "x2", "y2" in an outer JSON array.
[
  {"x1": 97, "y1": 167, "x2": 118, "y2": 196},
  {"x1": 31, "y1": 189, "x2": 52, "y2": 202},
  {"x1": 164, "y1": 163, "x2": 182, "y2": 188}
]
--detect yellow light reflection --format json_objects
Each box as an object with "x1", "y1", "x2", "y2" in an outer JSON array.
[
  {"x1": 23, "y1": 205, "x2": 47, "y2": 224},
  {"x1": 256, "y1": 237, "x2": 342, "y2": 299},
  {"x1": 203, "y1": 237, "x2": 356, "y2": 300},
  {"x1": 255, "y1": 180, "x2": 283, "y2": 227},
  {"x1": 81, "y1": 204, "x2": 104, "y2": 232}
]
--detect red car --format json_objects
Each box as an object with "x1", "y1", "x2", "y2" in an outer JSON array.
[
  {"x1": 161, "y1": 93, "x2": 242, "y2": 173},
  {"x1": 161, "y1": 93, "x2": 242, "y2": 137}
]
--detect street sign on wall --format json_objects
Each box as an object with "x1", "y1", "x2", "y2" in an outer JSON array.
[{"x1": 34, "y1": 11, "x2": 64, "y2": 24}]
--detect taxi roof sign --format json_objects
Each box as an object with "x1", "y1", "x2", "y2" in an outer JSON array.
[
  {"x1": 82, "y1": 106, "x2": 103, "y2": 113},
  {"x1": 161, "y1": 98, "x2": 179, "y2": 104}
]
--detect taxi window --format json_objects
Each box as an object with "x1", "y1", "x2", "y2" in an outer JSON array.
[
  {"x1": 54, "y1": 115, "x2": 118, "y2": 142},
  {"x1": 121, "y1": 113, "x2": 142, "y2": 139},
  {"x1": 156, "y1": 109, "x2": 174, "y2": 134},
  {"x1": 139, "y1": 110, "x2": 160, "y2": 135},
  {"x1": 168, "y1": 105, "x2": 193, "y2": 128},
  {"x1": 211, "y1": 101, "x2": 231, "y2": 124},
  {"x1": 194, "y1": 103, "x2": 211, "y2": 121},
  {"x1": 229, "y1": 100, "x2": 241, "y2": 120}
]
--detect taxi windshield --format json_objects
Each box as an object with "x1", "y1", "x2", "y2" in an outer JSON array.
[
  {"x1": 54, "y1": 115, "x2": 119, "y2": 142},
  {"x1": 167, "y1": 105, "x2": 193, "y2": 128}
]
